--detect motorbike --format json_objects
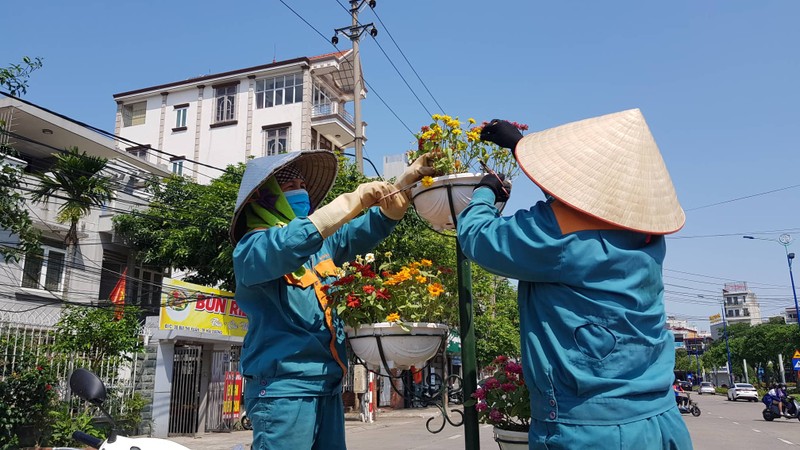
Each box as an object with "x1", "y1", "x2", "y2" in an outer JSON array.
[
  {"x1": 69, "y1": 368, "x2": 192, "y2": 450},
  {"x1": 762, "y1": 395, "x2": 800, "y2": 422},
  {"x1": 239, "y1": 408, "x2": 252, "y2": 430},
  {"x1": 677, "y1": 393, "x2": 701, "y2": 417}
]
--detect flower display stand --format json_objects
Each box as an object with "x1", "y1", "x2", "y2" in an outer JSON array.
[
  {"x1": 410, "y1": 172, "x2": 507, "y2": 231},
  {"x1": 493, "y1": 427, "x2": 529, "y2": 450},
  {"x1": 345, "y1": 322, "x2": 449, "y2": 371}
]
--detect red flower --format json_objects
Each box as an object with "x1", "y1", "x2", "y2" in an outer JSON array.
[
  {"x1": 320, "y1": 284, "x2": 330, "y2": 292},
  {"x1": 36, "y1": 365, "x2": 43, "y2": 372},
  {"x1": 360, "y1": 267, "x2": 376, "y2": 278},
  {"x1": 376, "y1": 288, "x2": 391, "y2": 300},
  {"x1": 362, "y1": 285, "x2": 376, "y2": 295},
  {"x1": 45, "y1": 384, "x2": 52, "y2": 391},
  {"x1": 346, "y1": 294, "x2": 361, "y2": 308},
  {"x1": 333, "y1": 275, "x2": 355, "y2": 286}
]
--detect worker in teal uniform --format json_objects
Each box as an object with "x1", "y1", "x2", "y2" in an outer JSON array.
[
  {"x1": 457, "y1": 110, "x2": 693, "y2": 449},
  {"x1": 230, "y1": 150, "x2": 432, "y2": 449}
]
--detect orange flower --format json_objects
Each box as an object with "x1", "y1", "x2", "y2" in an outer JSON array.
[
  {"x1": 386, "y1": 312, "x2": 401, "y2": 323},
  {"x1": 421, "y1": 176, "x2": 434, "y2": 187},
  {"x1": 427, "y1": 283, "x2": 445, "y2": 297}
]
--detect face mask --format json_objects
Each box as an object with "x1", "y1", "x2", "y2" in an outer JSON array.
[{"x1": 283, "y1": 189, "x2": 311, "y2": 217}]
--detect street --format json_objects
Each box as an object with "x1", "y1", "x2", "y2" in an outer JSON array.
[
  {"x1": 683, "y1": 391, "x2": 800, "y2": 448},
  {"x1": 171, "y1": 394, "x2": 800, "y2": 449}
]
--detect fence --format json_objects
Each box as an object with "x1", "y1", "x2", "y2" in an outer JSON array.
[{"x1": 0, "y1": 316, "x2": 145, "y2": 424}]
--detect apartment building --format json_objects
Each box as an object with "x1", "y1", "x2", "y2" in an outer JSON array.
[{"x1": 112, "y1": 50, "x2": 360, "y2": 183}]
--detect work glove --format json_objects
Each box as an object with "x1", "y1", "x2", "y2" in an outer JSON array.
[
  {"x1": 378, "y1": 189, "x2": 411, "y2": 221},
  {"x1": 480, "y1": 120, "x2": 523, "y2": 154},
  {"x1": 309, "y1": 181, "x2": 392, "y2": 238},
  {"x1": 395, "y1": 154, "x2": 436, "y2": 192},
  {"x1": 475, "y1": 173, "x2": 512, "y2": 203}
]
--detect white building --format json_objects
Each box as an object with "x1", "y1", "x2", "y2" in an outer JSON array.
[
  {"x1": 112, "y1": 50, "x2": 361, "y2": 183},
  {"x1": 709, "y1": 282, "x2": 763, "y2": 340},
  {"x1": 0, "y1": 94, "x2": 169, "y2": 324}
]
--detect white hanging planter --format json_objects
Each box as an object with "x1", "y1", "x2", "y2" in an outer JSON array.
[
  {"x1": 345, "y1": 322, "x2": 449, "y2": 371},
  {"x1": 493, "y1": 427, "x2": 529, "y2": 450},
  {"x1": 410, "y1": 172, "x2": 507, "y2": 231}
]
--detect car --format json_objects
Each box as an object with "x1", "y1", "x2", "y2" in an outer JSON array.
[
  {"x1": 727, "y1": 383, "x2": 759, "y2": 402},
  {"x1": 698, "y1": 382, "x2": 715, "y2": 395},
  {"x1": 678, "y1": 380, "x2": 693, "y2": 391}
]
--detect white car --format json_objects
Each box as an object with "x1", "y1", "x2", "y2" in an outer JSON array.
[
  {"x1": 698, "y1": 382, "x2": 715, "y2": 395},
  {"x1": 727, "y1": 383, "x2": 759, "y2": 402}
]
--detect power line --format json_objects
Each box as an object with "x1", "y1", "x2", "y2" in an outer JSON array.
[
  {"x1": 367, "y1": 5, "x2": 446, "y2": 114},
  {"x1": 684, "y1": 183, "x2": 800, "y2": 212}
]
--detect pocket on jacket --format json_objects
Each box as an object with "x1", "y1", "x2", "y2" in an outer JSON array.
[{"x1": 573, "y1": 323, "x2": 617, "y2": 360}]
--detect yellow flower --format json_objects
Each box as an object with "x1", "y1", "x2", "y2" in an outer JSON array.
[
  {"x1": 427, "y1": 282, "x2": 445, "y2": 297},
  {"x1": 468, "y1": 118, "x2": 476, "y2": 124},
  {"x1": 421, "y1": 176, "x2": 434, "y2": 187},
  {"x1": 452, "y1": 128, "x2": 462, "y2": 135},
  {"x1": 432, "y1": 114, "x2": 441, "y2": 120},
  {"x1": 420, "y1": 259, "x2": 432, "y2": 267},
  {"x1": 386, "y1": 312, "x2": 401, "y2": 323},
  {"x1": 416, "y1": 276, "x2": 427, "y2": 284}
]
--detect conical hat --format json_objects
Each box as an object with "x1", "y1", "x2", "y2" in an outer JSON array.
[
  {"x1": 229, "y1": 150, "x2": 338, "y2": 243},
  {"x1": 515, "y1": 109, "x2": 685, "y2": 234}
]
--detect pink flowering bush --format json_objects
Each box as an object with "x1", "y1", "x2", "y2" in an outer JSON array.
[{"x1": 471, "y1": 355, "x2": 530, "y2": 432}]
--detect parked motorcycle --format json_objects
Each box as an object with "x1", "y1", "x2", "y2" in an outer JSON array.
[
  {"x1": 762, "y1": 396, "x2": 800, "y2": 422},
  {"x1": 677, "y1": 394, "x2": 701, "y2": 417},
  {"x1": 239, "y1": 408, "x2": 252, "y2": 430},
  {"x1": 69, "y1": 368, "x2": 191, "y2": 450}
]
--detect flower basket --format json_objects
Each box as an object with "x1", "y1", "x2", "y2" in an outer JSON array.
[
  {"x1": 493, "y1": 427, "x2": 529, "y2": 450},
  {"x1": 410, "y1": 172, "x2": 507, "y2": 231},
  {"x1": 346, "y1": 322, "x2": 449, "y2": 371}
]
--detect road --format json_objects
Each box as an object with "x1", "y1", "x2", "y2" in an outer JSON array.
[
  {"x1": 684, "y1": 391, "x2": 800, "y2": 448},
  {"x1": 347, "y1": 417, "x2": 498, "y2": 449}
]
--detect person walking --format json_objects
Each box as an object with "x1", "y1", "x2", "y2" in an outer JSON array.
[{"x1": 457, "y1": 109, "x2": 693, "y2": 449}]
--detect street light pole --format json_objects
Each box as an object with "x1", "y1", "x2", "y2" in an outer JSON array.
[{"x1": 743, "y1": 234, "x2": 800, "y2": 329}]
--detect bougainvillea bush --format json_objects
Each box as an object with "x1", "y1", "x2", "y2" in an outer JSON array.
[{"x1": 471, "y1": 355, "x2": 530, "y2": 432}]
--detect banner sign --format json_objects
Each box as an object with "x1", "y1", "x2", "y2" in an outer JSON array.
[
  {"x1": 222, "y1": 371, "x2": 243, "y2": 420},
  {"x1": 708, "y1": 313, "x2": 722, "y2": 324},
  {"x1": 159, "y1": 278, "x2": 248, "y2": 337}
]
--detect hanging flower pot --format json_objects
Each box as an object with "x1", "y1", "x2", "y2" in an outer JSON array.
[
  {"x1": 493, "y1": 427, "x2": 529, "y2": 450},
  {"x1": 346, "y1": 322, "x2": 449, "y2": 371},
  {"x1": 410, "y1": 173, "x2": 507, "y2": 231}
]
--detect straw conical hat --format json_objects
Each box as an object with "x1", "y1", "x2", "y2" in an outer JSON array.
[
  {"x1": 515, "y1": 108, "x2": 685, "y2": 234},
  {"x1": 229, "y1": 150, "x2": 338, "y2": 243}
]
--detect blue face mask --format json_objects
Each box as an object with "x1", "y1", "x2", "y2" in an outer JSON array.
[{"x1": 283, "y1": 189, "x2": 311, "y2": 217}]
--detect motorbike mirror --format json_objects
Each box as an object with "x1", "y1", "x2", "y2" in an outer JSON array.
[{"x1": 70, "y1": 368, "x2": 107, "y2": 405}]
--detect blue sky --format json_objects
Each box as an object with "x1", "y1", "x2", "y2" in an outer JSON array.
[{"x1": 5, "y1": 1, "x2": 799, "y2": 331}]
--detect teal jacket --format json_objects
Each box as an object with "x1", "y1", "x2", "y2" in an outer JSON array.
[
  {"x1": 233, "y1": 207, "x2": 397, "y2": 399},
  {"x1": 457, "y1": 188, "x2": 676, "y2": 425}
]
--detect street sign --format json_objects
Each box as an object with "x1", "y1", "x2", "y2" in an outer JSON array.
[
  {"x1": 794, "y1": 359, "x2": 800, "y2": 371},
  {"x1": 794, "y1": 349, "x2": 800, "y2": 359}
]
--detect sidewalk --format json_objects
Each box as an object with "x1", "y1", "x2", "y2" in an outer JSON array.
[{"x1": 168, "y1": 406, "x2": 446, "y2": 450}]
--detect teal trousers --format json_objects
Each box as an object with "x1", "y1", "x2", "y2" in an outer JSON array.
[{"x1": 247, "y1": 393, "x2": 345, "y2": 450}]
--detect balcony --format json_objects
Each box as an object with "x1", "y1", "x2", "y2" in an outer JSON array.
[{"x1": 311, "y1": 103, "x2": 357, "y2": 149}]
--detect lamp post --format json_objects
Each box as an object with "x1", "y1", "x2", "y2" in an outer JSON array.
[
  {"x1": 743, "y1": 234, "x2": 800, "y2": 329},
  {"x1": 721, "y1": 302, "x2": 735, "y2": 386}
]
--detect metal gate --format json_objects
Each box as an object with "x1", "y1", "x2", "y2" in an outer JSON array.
[
  {"x1": 205, "y1": 346, "x2": 241, "y2": 432},
  {"x1": 169, "y1": 345, "x2": 203, "y2": 436}
]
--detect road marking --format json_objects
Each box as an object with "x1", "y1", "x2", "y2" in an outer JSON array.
[
  {"x1": 448, "y1": 435, "x2": 462, "y2": 440},
  {"x1": 778, "y1": 438, "x2": 794, "y2": 445},
  {"x1": 753, "y1": 429, "x2": 761, "y2": 433},
  {"x1": 732, "y1": 421, "x2": 739, "y2": 425}
]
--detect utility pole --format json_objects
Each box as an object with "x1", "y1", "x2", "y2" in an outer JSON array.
[{"x1": 332, "y1": 0, "x2": 378, "y2": 174}]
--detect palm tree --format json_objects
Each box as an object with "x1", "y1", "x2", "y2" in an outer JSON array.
[{"x1": 30, "y1": 146, "x2": 113, "y2": 299}]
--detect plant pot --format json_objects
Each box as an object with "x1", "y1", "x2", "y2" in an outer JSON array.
[
  {"x1": 345, "y1": 322, "x2": 449, "y2": 370},
  {"x1": 493, "y1": 426, "x2": 529, "y2": 450},
  {"x1": 410, "y1": 172, "x2": 507, "y2": 231}
]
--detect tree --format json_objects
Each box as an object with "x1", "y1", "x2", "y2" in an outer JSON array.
[
  {"x1": 50, "y1": 305, "x2": 144, "y2": 374},
  {"x1": 0, "y1": 56, "x2": 44, "y2": 263},
  {"x1": 30, "y1": 147, "x2": 113, "y2": 299},
  {"x1": 113, "y1": 164, "x2": 244, "y2": 291},
  {"x1": 0, "y1": 56, "x2": 43, "y2": 96}
]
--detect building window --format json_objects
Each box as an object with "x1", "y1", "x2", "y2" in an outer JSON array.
[
  {"x1": 312, "y1": 83, "x2": 333, "y2": 114},
  {"x1": 215, "y1": 85, "x2": 237, "y2": 123},
  {"x1": 263, "y1": 126, "x2": 289, "y2": 156},
  {"x1": 175, "y1": 106, "x2": 187, "y2": 128},
  {"x1": 255, "y1": 73, "x2": 303, "y2": 109},
  {"x1": 21, "y1": 245, "x2": 66, "y2": 291},
  {"x1": 126, "y1": 145, "x2": 150, "y2": 160},
  {"x1": 171, "y1": 157, "x2": 184, "y2": 176},
  {"x1": 131, "y1": 266, "x2": 163, "y2": 311},
  {"x1": 122, "y1": 101, "x2": 146, "y2": 127}
]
